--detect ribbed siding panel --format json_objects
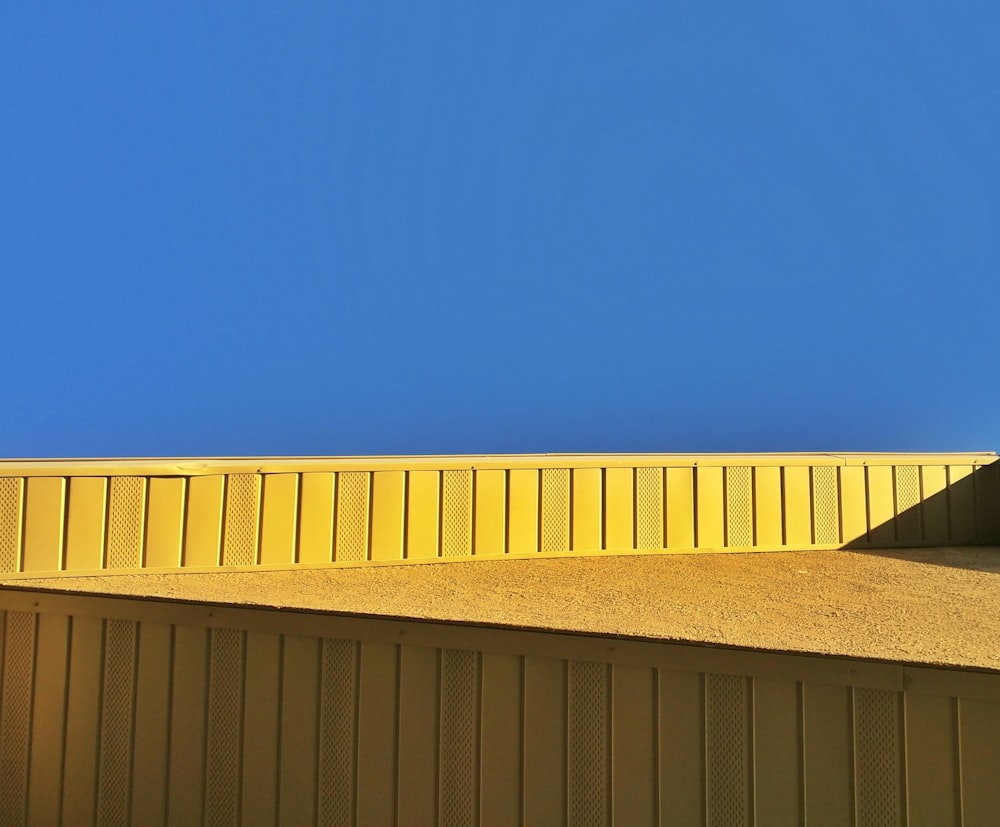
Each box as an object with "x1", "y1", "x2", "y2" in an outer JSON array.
[
  {"x1": 0, "y1": 595, "x2": 997, "y2": 824},
  {"x1": 0, "y1": 455, "x2": 995, "y2": 576}
]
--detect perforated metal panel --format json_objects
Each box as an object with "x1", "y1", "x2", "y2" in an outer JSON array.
[
  {"x1": 318, "y1": 638, "x2": 358, "y2": 827},
  {"x1": 725, "y1": 467, "x2": 753, "y2": 547},
  {"x1": 107, "y1": 477, "x2": 146, "y2": 569},
  {"x1": 222, "y1": 474, "x2": 260, "y2": 566},
  {"x1": 0, "y1": 478, "x2": 22, "y2": 574},
  {"x1": 0, "y1": 611, "x2": 34, "y2": 827},
  {"x1": 335, "y1": 472, "x2": 369, "y2": 562},
  {"x1": 812, "y1": 466, "x2": 841, "y2": 544},
  {"x1": 439, "y1": 649, "x2": 478, "y2": 827},
  {"x1": 636, "y1": 467, "x2": 664, "y2": 549},
  {"x1": 442, "y1": 470, "x2": 473, "y2": 558},
  {"x1": 894, "y1": 466, "x2": 922, "y2": 543},
  {"x1": 569, "y1": 660, "x2": 609, "y2": 827},
  {"x1": 541, "y1": 468, "x2": 570, "y2": 552},
  {"x1": 706, "y1": 673, "x2": 751, "y2": 827},
  {"x1": 97, "y1": 619, "x2": 137, "y2": 825},
  {"x1": 205, "y1": 628, "x2": 244, "y2": 826},
  {"x1": 854, "y1": 688, "x2": 902, "y2": 827}
]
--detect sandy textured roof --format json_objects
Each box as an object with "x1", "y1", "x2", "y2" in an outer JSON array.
[{"x1": 6, "y1": 546, "x2": 1000, "y2": 671}]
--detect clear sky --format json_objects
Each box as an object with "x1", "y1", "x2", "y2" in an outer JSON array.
[{"x1": 2, "y1": 4, "x2": 998, "y2": 457}]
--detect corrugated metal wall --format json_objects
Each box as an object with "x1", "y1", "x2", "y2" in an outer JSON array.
[
  {"x1": 0, "y1": 590, "x2": 998, "y2": 826},
  {"x1": 0, "y1": 454, "x2": 998, "y2": 576}
]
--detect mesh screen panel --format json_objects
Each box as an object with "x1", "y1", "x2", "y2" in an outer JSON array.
[
  {"x1": 335, "y1": 472, "x2": 369, "y2": 562},
  {"x1": 98, "y1": 619, "x2": 137, "y2": 825},
  {"x1": 205, "y1": 628, "x2": 244, "y2": 826},
  {"x1": 636, "y1": 467, "x2": 664, "y2": 549},
  {"x1": 223, "y1": 474, "x2": 260, "y2": 566},
  {"x1": 0, "y1": 612, "x2": 34, "y2": 826},
  {"x1": 541, "y1": 469, "x2": 570, "y2": 553},
  {"x1": 725, "y1": 467, "x2": 753, "y2": 547},
  {"x1": 812, "y1": 466, "x2": 841, "y2": 544},
  {"x1": 442, "y1": 471, "x2": 473, "y2": 558},
  {"x1": 107, "y1": 477, "x2": 145, "y2": 569},
  {"x1": 439, "y1": 649, "x2": 478, "y2": 827},
  {"x1": 318, "y1": 638, "x2": 358, "y2": 827},
  {"x1": 855, "y1": 688, "x2": 902, "y2": 827},
  {"x1": 0, "y1": 479, "x2": 22, "y2": 574},
  {"x1": 569, "y1": 660, "x2": 609, "y2": 827},
  {"x1": 706, "y1": 673, "x2": 751, "y2": 827},
  {"x1": 894, "y1": 466, "x2": 922, "y2": 543}
]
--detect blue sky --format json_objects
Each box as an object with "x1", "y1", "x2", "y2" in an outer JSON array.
[{"x1": 2, "y1": 3, "x2": 998, "y2": 457}]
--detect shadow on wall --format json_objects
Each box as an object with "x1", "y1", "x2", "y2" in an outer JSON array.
[{"x1": 843, "y1": 461, "x2": 1000, "y2": 572}]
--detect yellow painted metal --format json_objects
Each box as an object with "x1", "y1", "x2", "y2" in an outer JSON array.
[
  {"x1": 407, "y1": 470, "x2": 440, "y2": 559},
  {"x1": 2, "y1": 587, "x2": 1000, "y2": 826},
  {"x1": 611, "y1": 665, "x2": 657, "y2": 824},
  {"x1": 753, "y1": 467, "x2": 783, "y2": 547},
  {"x1": 260, "y1": 474, "x2": 299, "y2": 566},
  {"x1": 370, "y1": 471, "x2": 405, "y2": 562},
  {"x1": 523, "y1": 655, "x2": 568, "y2": 823},
  {"x1": 168, "y1": 626, "x2": 208, "y2": 822},
  {"x1": 184, "y1": 475, "x2": 225, "y2": 567},
  {"x1": 480, "y1": 652, "x2": 522, "y2": 825},
  {"x1": 61, "y1": 614, "x2": 102, "y2": 821},
  {"x1": 4, "y1": 451, "x2": 993, "y2": 477},
  {"x1": 28, "y1": 614, "x2": 70, "y2": 825},
  {"x1": 867, "y1": 466, "x2": 897, "y2": 547},
  {"x1": 958, "y1": 697, "x2": 1000, "y2": 825},
  {"x1": 658, "y1": 669, "x2": 705, "y2": 825},
  {"x1": 920, "y1": 465, "x2": 949, "y2": 545},
  {"x1": 753, "y1": 679, "x2": 802, "y2": 825},
  {"x1": 696, "y1": 466, "x2": 724, "y2": 549},
  {"x1": 242, "y1": 632, "x2": 282, "y2": 824},
  {"x1": 803, "y1": 683, "x2": 854, "y2": 825},
  {"x1": 975, "y1": 461, "x2": 1000, "y2": 543},
  {"x1": 783, "y1": 466, "x2": 811, "y2": 548},
  {"x1": 0, "y1": 452, "x2": 996, "y2": 577},
  {"x1": 948, "y1": 465, "x2": 977, "y2": 544},
  {"x1": 397, "y1": 644, "x2": 437, "y2": 824},
  {"x1": 840, "y1": 465, "x2": 869, "y2": 545},
  {"x1": 473, "y1": 470, "x2": 505, "y2": 557},
  {"x1": 903, "y1": 693, "x2": 959, "y2": 826},
  {"x1": 665, "y1": 467, "x2": 695, "y2": 549},
  {"x1": 23, "y1": 477, "x2": 65, "y2": 572},
  {"x1": 65, "y1": 477, "x2": 107, "y2": 572},
  {"x1": 298, "y1": 473, "x2": 335, "y2": 565},
  {"x1": 356, "y1": 642, "x2": 398, "y2": 825},
  {"x1": 278, "y1": 635, "x2": 320, "y2": 823},
  {"x1": 571, "y1": 468, "x2": 602, "y2": 552},
  {"x1": 146, "y1": 477, "x2": 185, "y2": 568},
  {"x1": 604, "y1": 467, "x2": 634, "y2": 551},
  {"x1": 132, "y1": 623, "x2": 172, "y2": 823},
  {"x1": 508, "y1": 469, "x2": 538, "y2": 554}
]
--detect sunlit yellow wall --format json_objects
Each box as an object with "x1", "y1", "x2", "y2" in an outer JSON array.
[
  {"x1": 1, "y1": 453, "x2": 998, "y2": 576},
  {"x1": 0, "y1": 589, "x2": 997, "y2": 826}
]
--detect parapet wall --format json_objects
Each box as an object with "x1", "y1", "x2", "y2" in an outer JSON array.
[{"x1": 1, "y1": 453, "x2": 998, "y2": 577}]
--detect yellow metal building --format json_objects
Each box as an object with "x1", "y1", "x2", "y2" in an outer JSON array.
[{"x1": 1, "y1": 453, "x2": 998, "y2": 825}]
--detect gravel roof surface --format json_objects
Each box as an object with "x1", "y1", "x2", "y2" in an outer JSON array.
[{"x1": 7, "y1": 546, "x2": 1000, "y2": 671}]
